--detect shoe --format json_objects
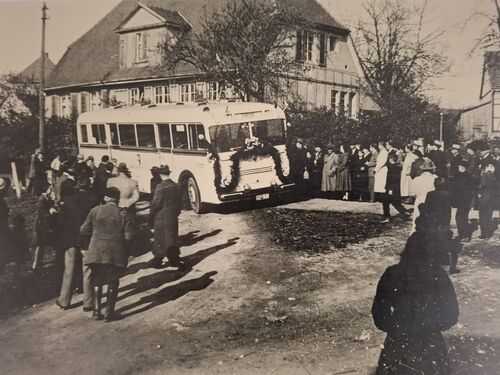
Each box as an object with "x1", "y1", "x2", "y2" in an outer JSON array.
[
  {"x1": 83, "y1": 306, "x2": 93, "y2": 312},
  {"x1": 147, "y1": 257, "x2": 164, "y2": 269},
  {"x1": 55, "y1": 300, "x2": 69, "y2": 311},
  {"x1": 170, "y1": 260, "x2": 187, "y2": 271},
  {"x1": 479, "y1": 234, "x2": 491, "y2": 240},
  {"x1": 104, "y1": 312, "x2": 123, "y2": 322},
  {"x1": 93, "y1": 312, "x2": 104, "y2": 321}
]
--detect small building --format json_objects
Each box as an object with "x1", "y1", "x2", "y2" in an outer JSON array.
[
  {"x1": 458, "y1": 51, "x2": 500, "y2": 140},
  {"x1": 46, "y1": 0, "x2": 367, "y2": 118}
]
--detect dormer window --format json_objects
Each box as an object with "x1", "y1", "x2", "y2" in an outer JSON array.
[{"x1": 135, "y1": 32, "x2": 149, "y2": 62}]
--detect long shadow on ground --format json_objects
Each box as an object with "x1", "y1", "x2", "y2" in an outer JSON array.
[{"x1": 119, "y1": 238, "x2": 239, "y2": 304}]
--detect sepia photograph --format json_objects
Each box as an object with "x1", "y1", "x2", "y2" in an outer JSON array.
[{"x1": 0, "y1": 0, "x2": 499, "y2": 373}]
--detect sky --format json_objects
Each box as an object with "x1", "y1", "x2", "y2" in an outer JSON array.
[{"x1": 0, "y1": 0, "x2": 495, "y2": 109}]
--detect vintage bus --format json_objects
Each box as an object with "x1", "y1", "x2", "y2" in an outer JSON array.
[{"x1": 77, "y1": 102, "x2": 294, "y2": 213}]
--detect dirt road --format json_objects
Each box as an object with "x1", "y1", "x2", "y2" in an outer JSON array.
[{"x1": 0, "y1": 199, "x2": 499, "y2": 374}]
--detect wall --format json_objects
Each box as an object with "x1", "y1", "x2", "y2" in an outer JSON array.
[{"x1": 458, "y1": 99, "x2": 492, "y2": 140}]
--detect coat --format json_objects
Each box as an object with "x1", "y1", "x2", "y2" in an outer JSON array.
[
  {"x1": 450, "y1": 172, "x2": 473, "y2": 208},
  {"x1": 335, "y1": 152, "x2": 351, "y2": 191},
  {"x1": 321, "y1": 152, "x2": 338, "y2": 192},
  {"x1": 411, "y1": 172, "x2": 437, "y2": 232},
  {"x1": 350, "y1": 153, "x2": 369, "y2": 193},
  {"x1": 449, "y1": 153, "x2": 463, "y2": 180},
  {"x1": 478, "y1": 171, "x2": 497, "y2": 208},
  {"x1": 400, "y1": 152, "x2": 418, "y2": 197},
  {"x1": 385, "y1": 163, "x2": 402, "y2": 197},
  {"x1": 32, "y1": 194, "x2": 59, "y2": 247},
  {"x1": 374, "y1": 149, "x2": 388, "y2": 193},
  {"x1": 0, "y1": 197, "x2": 9, "y2": 261},
  {"x1": 107, "y1": 174, "x2": 140, "y2": 209},
  {"x1": 429, "y1": 150, "x2": 447, "y2": 178},
  {"x1": 149, "y1": 179, "x2": 183, "y2": 257},
  {"x1": 367, "y1": 151, "x2": 378, "y2": 178},
  {"x1": 61, "y1": 190, "x2": 99, "y2": 249},
  {"x1": 80, "y1": 202, "x2": 133, "y2": 269},
  {"x1": 372, "y1": 262, "x2": 458, "y2": 375}
]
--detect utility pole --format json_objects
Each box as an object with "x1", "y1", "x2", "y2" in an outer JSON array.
[
  {"x1": 39, "y1": 2, "x2": 48, "y2": 153},
  {"x1": 439, "y1": 112, "x2": 444, "y2": 143}
]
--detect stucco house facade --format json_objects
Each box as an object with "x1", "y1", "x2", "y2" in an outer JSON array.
[
  {"x1": 458, "y1": 51, "x2": 500, "y2": 140},
  {"x1": 45, "y1": 0, "x2": 367, "y2": 118}
]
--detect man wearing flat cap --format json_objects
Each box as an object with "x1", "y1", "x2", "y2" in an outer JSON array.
[
  {"x1": 448, "y1": 144, "x2": 463, "y2": 180},
  {"x1": 107, "y1": 163, "x2": 140, "y2": 212},
  {"x1": 148, "y1": 165, "x2": 185, "y2": 269}
]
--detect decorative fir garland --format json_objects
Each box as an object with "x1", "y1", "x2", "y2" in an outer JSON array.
[{"x1": 212, "y1": 140, "x2": 288, "y2": 195}]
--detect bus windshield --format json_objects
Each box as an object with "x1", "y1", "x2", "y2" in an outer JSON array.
[{"x1": 209, "y1": 119, "x2": 285, "y2": 152}]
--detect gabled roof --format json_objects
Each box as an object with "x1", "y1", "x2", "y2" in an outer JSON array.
[
  {"x1": 20, "y1": 53, "x2": 55, "y2": 82},
  {"x1": 480, "y1": 51, "x2": 500, "y2": 98},
  {"x1": 47, "y1": 0, "x2": 347, "y2": 90},
  {"x1": 115, "y1": 2, "x2": 191, "y2": 32}
]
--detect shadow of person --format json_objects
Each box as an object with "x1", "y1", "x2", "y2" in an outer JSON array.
[
  {"x1": 372, "y1": 232, "x2": 459, "y2": 375},
  {"x1": 118, "y1": 238, "x2": 239, "y2": 302},
  {"x1": 117, "y1": 271, "x2": 218, "y2": 318}
]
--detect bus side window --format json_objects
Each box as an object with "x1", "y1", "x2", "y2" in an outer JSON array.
[
  {"x1": 80, "y1": 124, "x2": 88, "y2": 143},
  {"x1": 188, "y1": 124, "x2": 206, "y2": 150},
  {"x1": 137, "y1": 124, "x2": 156, "y2": 148},
  {"x1": 91, "y1": 124, "x2": 107, "y2": 144},
  {"x1": 109, "y1": 123, "x2": 119, "y2": 145},
  {"x1": 158, "y1": 124, "x2": 172, "y2": 148},
  {"x1": 172, "y1": 124, "x2": 188, "y2": 149},
  {"x1": 119, "y1": 124, "x2": 137, "y2": 146}
]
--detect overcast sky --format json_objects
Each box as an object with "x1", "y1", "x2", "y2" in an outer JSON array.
[{"x1": 0, "y1": 0, "x2": 495, "y2": 109}]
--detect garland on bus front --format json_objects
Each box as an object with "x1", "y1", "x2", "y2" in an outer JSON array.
[{"x1": 211, "y1": 138, "x2": 288, "y2": 195}]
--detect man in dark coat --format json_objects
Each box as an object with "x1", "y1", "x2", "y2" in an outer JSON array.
[
  {"x1": 448, "y1": 144, "x2": 463, "y2": 180},
  {"x1": 478, "y1": 162, "x2": 497, "y2": 239},
  {"x1": 150, "y1": 166, "x2": 162, "y2": 200},
  {"x1": 57, "y1": 177, "x2": 99, "y2": 310},
  {"x1": 93, "y1": 162, "x2": 114, "y2": 202},
  {"x1": 428, "y1": 140, "x2": 447, "y2": 179},
  {"x1": 288, "y1": 138, "x2": 311, "y2": 198},
  {"x1": 148, "y1": 165, "x2": 184, "y2": 269},
  {"x1": 450, "y1": 160, "x2": 474, "y2": 241}
]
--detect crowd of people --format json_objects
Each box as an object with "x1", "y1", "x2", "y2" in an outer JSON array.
[
  {"x1": 0, "y1": 150, "x2": 184, "y2": 321},
  {"x1": 288, "y1": 137, "x2": 500, "y2": 238}
]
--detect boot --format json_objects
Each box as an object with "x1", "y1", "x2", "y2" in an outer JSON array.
[
  {"x1": 93, "y1": 286, "x2": 103, "y2": 320},
  {"x1": 104, "y1": 283, "x2": 120, "y2": 322}
]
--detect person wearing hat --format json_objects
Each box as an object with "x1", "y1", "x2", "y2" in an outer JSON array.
[
  {"x1": 75, "y1": 154, "x2": 93, "y2": 180},
  {"x1": 56, "y1": 176, "x2": 99, "y2": 310},
  {"x1": 450, "y1": 159, "x2": 474, "y2": 242},
  {"x1": 428, "y1": 140, "x2": 447, "y2": 179},
  {"x1": 93, "y1": 161, "x2": 114, "y2": 203},
  {"x1": 148, "y1": 165, "x2": 185, "y2": 269},
  {"x1": 409, "y1": 140, "x2": 425, "y2": 179},
  {"x1": 321, "y1": 143, "x2": 339, "y2": 197},
  {"x1": 0, "y1": 178, "x2": 11, "y2": 267},
  {"x1": 411, "y1": 158, "x2": 437, "y2": 232},
  {"x1": 448, "y1": 144, "x2": 463, "y2": 180},
  {"x1": 150, "y1": 166, "x2": 162, "y2": 201},
  {"x1": 106, "y1": 163, "x2": 140, "y2": 212},
  {"x1": 288, "y1": 138, "x2": 312, "y2": 198},
  {"x1": 55, "y1": 164, "x2": 77, "y2": 203},
  {"x1": 478, "y1": 162, "x2": 497, "y2": 240},
  {"x1": 400, "y1": 143, "x2": 418, "y2": 201},
  {"x1": 80, "y1": 187, "x2": 133, "y2": 321}
]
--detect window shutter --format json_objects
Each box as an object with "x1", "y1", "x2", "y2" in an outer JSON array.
[
  {"x1": 101, "y1": 89, "x2": 109, "y2": 108},
  {"x1": 170, "y1": 84, "x2": 179, "y2": 102},
  {"x1": 142, "y1": 32, "x2": 148, "y2": 60},
  {"x1": 70, "y1": 93, "x2": 78, "y2": 114},
  {"x1": 51, "y1": 95, "x2": 59, "y2": 117}
]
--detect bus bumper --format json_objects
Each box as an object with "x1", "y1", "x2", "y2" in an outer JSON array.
[{"x1": 218, "y1": 183, "x2": 295, "y2": 202}]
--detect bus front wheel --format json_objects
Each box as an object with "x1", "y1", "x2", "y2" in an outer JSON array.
[{"x1": 187, "y1": 177, "x2": 206, "y2": 214}]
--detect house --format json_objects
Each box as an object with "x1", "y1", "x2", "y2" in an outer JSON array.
[
  {"x1": 46, "y1": 0, "x2": 367, "y2": 118},
  {"x1": 458, "y1": 51, "x2": 500, "y2": 140},
  {"x1": 19, "y1": 52, "x2": 56, "y2": 84}
]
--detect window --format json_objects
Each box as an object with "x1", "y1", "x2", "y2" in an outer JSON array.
[
  {"x1": 250, "y1": 119, "x2": 285, "y2": 146},
  {"x1": 209, "y1": 123, "x2": 250, "y2": 152},
  {"x1": 109, "y1": 123, "x2": 119, "y2": 145},
  {"x1": 158, "y1": 124, "x2": 172, "y2": 148},
  {"x1": 91, "y1": 124, "x2": 107, "y2": 144},
  {"x1": 80, "y1": 124, "x2": 88, "y2": 143},
  {"x1": 119, "y1": 38, "x2": 126, "y2": 68},
  {"x1": 347, "y1": 93, "x2": 355, "y2": 117},
  {"x1": 208, "y1": 82, "x2": 218, "y2": 101},
  {"x1": 130, "y1": 88, "x2": 140, "y2": 105},
  {"x1": 118, "y1": 124, "x2": 137, "y2": 146},
  {"x1": 135, "y1": 33, "x2": 143, "y2": 62},
  {"x1": 319, "y1": 33, "x2": 327, "y2": 66},
  {"x1": 188, "y1": 124, "x2": 206, "y2": 150},
  {"x1": 80, "y1": 92, "x2": 89, "y2": 113},
  {"x1": 136, "y1": 124, "x2": 156, "y2": 148},
  {"x1": 172, "y1": 124, "x2": 189, "y2": 149},
  {"x1": 338, "y1": 91, "x2": 346, "y2": 114},
  {"x1": 51, "y1": 95, "x2": 60, "y2": 117},
  {"x1": 331, "y1": 90, "x2": 338, "y2": 111},
  {"x1": 329, "y1": 36, "x2": 339, "y2": 52},
  {"x1": 180, "y1": 83, "x2": 195, "y2": 102},
  {"x1": 296, "y1": 31, "x2": 313, "y2": 61},
  {"x1": 155, "y1": 86, "x2": 170, "y2": 104}
]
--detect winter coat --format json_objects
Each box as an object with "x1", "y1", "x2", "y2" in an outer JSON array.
[
  {"x1": 478, "y1": 171, "x2": 497, "y2": 208},
  {"x1": 429, "y1": 150, "x2": 447, "y2": 178},
  {"x1": 32, "y1": 194, "x2": 59, "y2": 247},
  {"x1": 350, "y1": 153, "x2": 369, "y2": 194},
  {"x1": 449, "y1": 153, "x2": 463, "y2": 180},
  {"x1": 385, "y1": 163, "x2": 402, "y2": 197},
  {"x1": 411, "y1": 172, "x2": 437, "y2": 232},
  {"x1": 401, "y1": 152, "x2": 418, "y2": 197},
  {"x1": 321, "y1": 152, "x2": 338, "y2": 192},
  {"x1": 450, "y1": 172, "x2": 473, "y2": 208},
  {"x1": 149, "y1": 179, "x2": 183, "y2": 256},
  {"x1": 80, "y1": 202, "x2": 133, "y2": 269},
  {"x1": 335, "y1": 151, "x2": 352, "y2": 191},
  {"x1": 61, "y1": 190, "x2": 99, "y2": 249},
  {"x1": 107, "y1": 174, "x2": 140, "y2": 209},
  {"x1": 410, "y1": 156, "x2": 425, "y2": 179},
  {"x1": 374, "y1": 149, "x2": 389, "y2": 193},
  {"x1": 372, "y1": 261, "x2": 458, "y2": 375}
]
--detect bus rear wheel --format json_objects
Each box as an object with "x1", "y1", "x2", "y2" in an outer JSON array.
[{"x1": 187, "y1": 177, "x2": 206, "y2": 214}]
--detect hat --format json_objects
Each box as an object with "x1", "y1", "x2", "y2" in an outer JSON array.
[
  {"x1": 433, "y1": 140, "x2": 443, "y2": 147},
  {"x1": 77, "y1": 154, "x2": 84, "y2": 161},
  {"x1": 451, "y1": 144, "x2": 461, "y2": 150},
  {"x1": 419, "y1": 158, "x2": 436, "y2": 171},
  {"x1": 0, "y1": 177, "x2": 11, "y2": 192},
  {"x1": 412, "y1": 139, "x2": 423, "y2": 147},
  {"x1": 104, "y1": 187, "x2": 121, "y2": 201},
  {"x1": 151, "y1": 166, "x2": 159, "y2": 173},
  {"x1": 296, "y1": 138, "x2": 304, "y2": 144},
  {"x1": 117, "y1": 163, "x2": 129, "y2": 173},
  {"x1": 157, "y1": 165, "x2": 171, "y2": 175}
]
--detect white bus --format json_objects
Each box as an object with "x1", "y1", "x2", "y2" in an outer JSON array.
[{"x1": 77, "y1": 102, "x2": 294, "y2": 213}]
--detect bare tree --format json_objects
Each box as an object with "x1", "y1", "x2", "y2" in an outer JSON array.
[
  {"x1": 470, "y1": 0, "x2": 500, "y2": 52},
  {"x1": 355, "y1": 0, "x2": 449, "y2": 112},
  {"x1": 161, "y1": 0, "x2": 308, "y2": 102}
]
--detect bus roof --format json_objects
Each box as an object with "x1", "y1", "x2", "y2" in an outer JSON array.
[{"x1": 77, "y1": 102, "x2": 286, "y2": 125}]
